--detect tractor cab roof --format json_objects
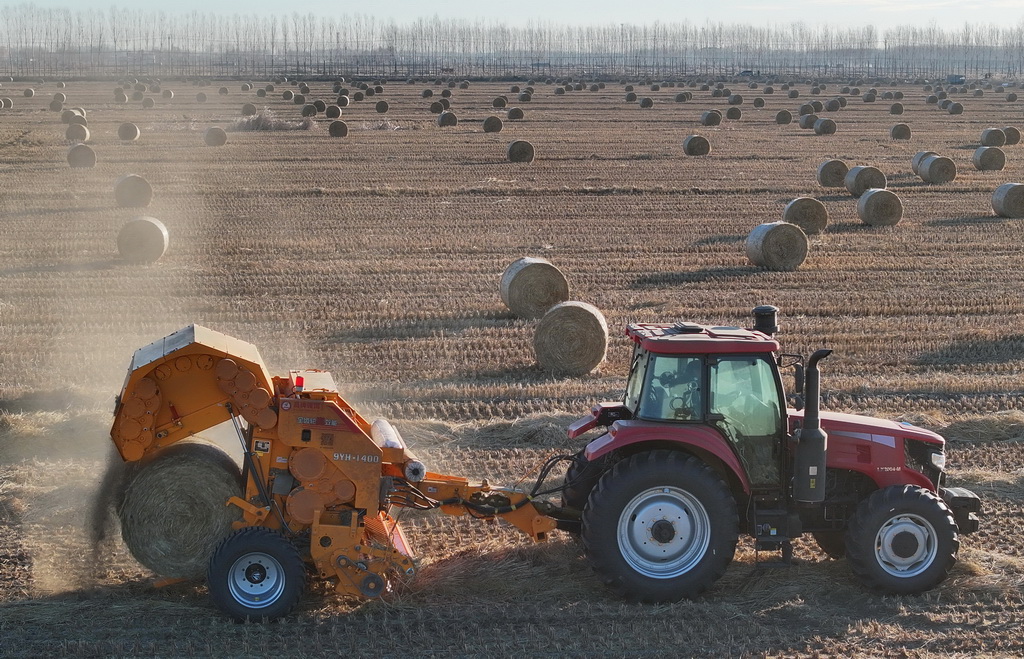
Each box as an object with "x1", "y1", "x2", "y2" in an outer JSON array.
[{"x1": 626, "y1": 322, "x2": 780, "y2": 355}]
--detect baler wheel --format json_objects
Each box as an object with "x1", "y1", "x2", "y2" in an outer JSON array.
[
  {"x1": 845, "y1": 485, "x2": 959, "y2": 594},
  {"x1": 208, "y1": 527, "x2": 306, "y2": 621},
  {"x1": 582, "y1": 450, "x2": 737, "y2": 602}
]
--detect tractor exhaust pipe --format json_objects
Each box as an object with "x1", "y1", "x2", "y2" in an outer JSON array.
[{"x1": 793, "y1": 349, "x2": 832, "y2": 504}]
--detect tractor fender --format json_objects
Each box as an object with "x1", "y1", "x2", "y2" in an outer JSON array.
[{"x1": 584, "y1": 420, "x2": 751, "y2": 495}]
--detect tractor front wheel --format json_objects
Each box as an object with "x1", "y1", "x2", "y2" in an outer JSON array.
[
  {"x1": 208, "y1": 527, "x2": 306, "y2": 621},
  {"x1": 582, "y1": 450, "x2": 738, "y2": 602},
  {"x1": 845, "y1": 485, "x2": 958, "y2": 594}
]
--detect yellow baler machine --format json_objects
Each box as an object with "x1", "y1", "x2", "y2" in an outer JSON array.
[{"x1": 110, "y1": 325, "x2": 559, "y2": 619}]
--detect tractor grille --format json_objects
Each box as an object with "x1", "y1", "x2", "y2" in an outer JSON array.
[{"x1": 904, "y1": 438, "x2": 943, "y2": 488}]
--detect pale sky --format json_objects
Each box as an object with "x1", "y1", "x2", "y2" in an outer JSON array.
[{"x1": 26, "y1": 0, "x2": 1024, "y2": 32}]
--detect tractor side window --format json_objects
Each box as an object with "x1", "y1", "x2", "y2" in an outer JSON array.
[
  {"x1": 637, "y1": 355, "x2": 703, "y2": 422},
  {"x1": 623, "y1": 349, "x2": 648, "y2": 413},
  {"x1": 710, "y1": 357, "x2": 783, "y2": 484}
]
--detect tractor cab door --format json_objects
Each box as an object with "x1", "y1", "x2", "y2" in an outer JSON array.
[{"x1": 708, "y1": 355, "x2": 786, "y2": 487}]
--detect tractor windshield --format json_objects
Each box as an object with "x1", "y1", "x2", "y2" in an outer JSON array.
[{"x1": 633, "y1": 354, "x2": 704, "y2": 422}]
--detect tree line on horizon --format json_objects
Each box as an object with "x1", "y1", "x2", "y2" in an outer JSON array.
[{"x1": 1, "y1": 5, "x2": 1022, "y2": 79}]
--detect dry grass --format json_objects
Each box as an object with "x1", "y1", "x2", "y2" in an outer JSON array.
[
  {"x1": 1, "y1": 77, "x2": 1024, "y2": 655},
  {"x1": 230, "y1": 109, "x2": 314, "y2": 131}
]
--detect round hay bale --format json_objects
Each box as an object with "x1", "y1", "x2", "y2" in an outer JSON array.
[
  {"x1": 745, "y1": 221, "x2": 808, "y2": 271},
  {"x1": 365, "y1": 87, "x2": 376, "y2": 97},
  {"x1": 119, "y1": 441, "x2": 241, "y2": 578},
  {"x1": 775, "y1": 109, "x2": 792, "y2": 124},
  {"x1": 142, "y1": 97, "x2": 155, "y2": 109},
  {"x1": 980, "y1": 128, "x2": 1006, "y2": 146},
  {"x1": 328, "y1": 120, "x2": 349, "y2": 137},
  {"x1": 890, "y1": 102, "x2": 904, "y2": 115},
  {"x1": 301, "y1": 104, "x2": 317, "y2": 117},
  {"x1": 518, "y1": 92, "x2": 532, "y2": 102},
  {"x1": 788, "y1": 89, "x2": 799, "y2": 99},
  {"x1": 845, "y1": 165, "x2": 886, "y2": 197},
  {"x1": 65, "y1": 123, "x2": 89, "y2": 142},
  {"x1": 118, "y1": 122, "x2": 140, "y2": 141},
  {"x1": 857, "y1": 188, "x2": 903, "y2": 226},
  {"x1": 0, "y1": 97, "x2": 12, "y2": 109},
  {"x1": 282, "y1": 90, "x2": 294, "y2": 101},
  {"x1": 437, "y1": 111, "x2": 458, "y2": 127},
  {"x1": 890, "y1": 123, "x2": 912, "y2": 140},
  {"x1": 700, "y1": 110, "x2": 722, "y2": 126},
  {"x1": 816, "y1": 159, "x2": 849, "y2": 187},
  {"x1": 992, "y1": 183, "x2": 1024, "y2": 217},
  {"x1": 48, "y1": 99, "x2": 63, "y2": 112},
  {"x1": 336, "y1": 95, "x2": 350, "y2": 108},
  {"x1": 753, "y1": 97, "x2": 765, "y2": 108},
  {"x1": 764, "y1": 86, "x2": 774, "y2": 94},
  {"x1": 114, "y1": 174, "x2": 153, "y2": 207},
  {"x1": 507, "y1": 107, "x2": 524, "y2": 120},
  {"x1": 919, "y1": 155, "x2": 957, "y2": 184},
  {"x1": 624, "y1": 92, "x2": 637, "y2": 102},
  {"x1": 429, "y1": 101, "x2": 444, "y2": 114},
  {"x1": 131, "y1": 90, "x2": 144, "y2": 102},
  {"x1": 810, "y1": 100, "x2": 824, "y2": 112},
  {"x1": 507, "y1": 140, "x2": 535, "y2": 163},
  {"x1": 948, "y1": 102, "x2": 964, "y2": 115},
  {"x1": 313, "y1": 99, "x2": 326, "y2": 113},
  {"x1": 824, "y1": 99, "x2": 841, "y2": 112},
  {"x1": 639, "y1": 97, "x2": 654, "y2": 108},
  {"x1": 798, "y1": 103, "x2": 814, "y2": 116},
  {"x1": 1002, "y1": 126, "x2": 1021, "y2": 145},
  {"x1": 162, "y1": 89, "x2": 173, "y2": 99},
  {"x1": 725, "y1": 107, "x2": 741, "y2": 120},
  {"x1": 798, "y1": 114, "x2": 818, "y2": 129},
  {"x1": 218, "y1": 86, "x2": 228, "y2": 96},
  {"x1": 203, "y1": 126, "x2": 227, "y2": 147},
  {"x1": 293, "y1": 94, "x2": 306, "y2": 105},
  {"x1": 68, "y1": 114, "x2": 87, "y2": 127},
  {"x1": 325, "y1": 105, "x2": 341, "y2": 119},
  {"x1": 813, "y1": 118, "x2": 836, "y2": 135},
  {"x1": 973, "y1": 146, "x2": 1005, "y2": 171},
  {"x1": 534, "y1": 301, "x2": 608, "y2": 376},
  {"x1": 256, "y1": 88, "x2": 266, "y2": 98},
  {"x1": 894, "y1": 91, "x2": 904, "y2": 100},
  {"x1": 241, "y1": 103, "x2": 257, "y2": 116},
  {"x1": 67, "y1": 144, "x2": 96, "y2": 168},
  {"x1": 682, "y1": 135, "x2": 711, "y2": 156},
  {"x1": 554, "y1": 87, "x2": 566, "y2": 96},
  {"x1": 837, "y1": 96, "x2": 848, "y2": 108},
  {"x1": 911, "y1": 151, "x2": 938, "y2": 175},
  {"x1": 782, "y1": 197, "x2": 828, "y2": 234},
  {"x1": 438, "y1": 98, "x2": 451, "y2": 110},
  {"x1": 421, "y1": 89, "x2": 434, "y2": 99},
  {"x1": 60, "y1": 108, "x2": 79, "y2": 123},
  {"x1": 483, "y1": 116, "x2": 503, "y2": 133},
  {"x1": 728, "y1": 94, "x2": 743, "y2": 105},
  {"x1": 862, "y1": 93, "x2": 876, "y2": 103},
  {"x1": 375, "y1": 100, "x2": 389, "y2": 114},
  {"x1": 23, "y1": 88, "x2": 34, "y2": 97},
  {"x1": 500, "y1": 257, "x2": 569, "y2": 318},
  {"x1": 493, "y1": 96, "x2": 507, "y2": 108},
  {"x1": 1007, "y1": 93, "x2": 1018, "y2": 102}
]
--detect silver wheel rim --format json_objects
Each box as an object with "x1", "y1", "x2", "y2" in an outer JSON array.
[
  {"x1": 617, "y1": 486, "x2": 710, "y2": 579},
  {"x1": 228, "y1": 551, "x2": 286, "y2": 609},
  {"x1": 874, "y1": 513, "x2": 938, "y2": 578}
]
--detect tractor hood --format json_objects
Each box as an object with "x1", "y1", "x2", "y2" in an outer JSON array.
[{"x1": 788, "y1": 409, "x2": 944, "y2": 447}]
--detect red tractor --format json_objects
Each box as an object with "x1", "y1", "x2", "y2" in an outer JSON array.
[{"x1": 560, "y1": 306, "x2": 980, "y2": 600}]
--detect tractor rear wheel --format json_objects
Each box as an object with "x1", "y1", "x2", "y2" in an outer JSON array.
[
  {"x1": 582, "y1": 450, "x2": 738, "y2": 602},
  {"x1": 811, "y1": 530, "x2": 846, "y2": 558},
  {"x1": 208, "y1": 526, "x2": 306, "y2": 621},
  {"x1": 845, "y1": 485, "x2": 958, "y2": 594}
]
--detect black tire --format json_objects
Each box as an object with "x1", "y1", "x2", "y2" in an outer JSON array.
[
  {"x1": 208, "y1": 527, "x2": 306, "y2": 621},
  {"x1": 561, "y1": 449, "x2": 612, "y2": 511},
  {"x1": 845, "y1": 485, "x2": 958, "y2": 595},
  {"x1": 811, "y1": 530, "x2": 846, "y2": 558},
  {"x1": 582, "y1": 450, "x2": 738, "y2": 602}
]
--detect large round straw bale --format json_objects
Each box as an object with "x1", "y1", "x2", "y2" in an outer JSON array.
[
  {"x1": 798, "y1": 114, "x2": 818, "y2": 129},
  {"x1": 816, "y1": 159, "x2": 848, "y2": 187},
  {"x1": 117, "y1": 216, "x2": 168, "y2": 262},
  {"x1": 60, "y1": 109, "x2": 79, "y2": 123},
  {"x1": 429, "y1": 101, "x2": 444, "y2": 114},
  {"x1": 118, "y1": 441, "x2": 241, "y2": 578},
  {"x1": 162, "y1": 89, "x2": 173, "y2": 99},
  {"x1": 639, "y1": 97, "x2": 654, "y2": 108},
  {"x1": 48, "y1": 99, "x2": 63, "y2": 112},
  {"x1": 1003, "y1": 126, "x2": 1021, "y2": 145},
  {"x1": 776, "y1": 109, "x2": 792, "y2": 124},
  {"x1": 911, "y1": 151, "x2": 937, "y2": 175},
  {"x1": 980, "y1": 128, "x2": 1006, "y2": 146},
  {"x1": 131, "y1": 90, "x2": 144, "y2": 102},
  {"x1": 788, "y1": 89, "x2": 799, "y2": 99},
  {"x1": 114, "y1": 174, "x2": 153, "y2": 207},
  {"x1": 325, "y1": 105, "x2": 341, "y2": 119},
  {"x1": 948, "y1": 102, "x2": 964, "y2": 115},
  {"x1": 312, "y1": 99, "x2": 326, "y2": 113},
  {"x1": 822, "y1": 99, "x2": 839, "y2": 112},
  {"x1": 745, "y1": 221, "x2": 808, "y2": 271},
  {"x1": 1007, "y1": 93, "x2": 1018, "y2": 102},
  {"x1": 857, "y1": 189, "x2": 903, "y2": 226},
  {"x1": 894, "y1": 91, "x2": 904, "y2": 100},
  {"x1": 813, "y1": 118, "x2": 836, "y2": 135},
  {"x1": 918, "y1": 155, "x2": 956, "y2": 184},
  {"x1": 700, "y1": 110, "x2": 722, "y2": 126},
  {"x1": 301, "y1": 104, "x2": 317, "y2": 117},
  {"x1": 992, "y1": 183, "x2": 1024, "y2": 217},
  {"x1": 764, "y1": 86, "x2": 774, "y2": 94},
  {"x1": 753, "y1": 97, "x2": 765, "y2": 108},
  {"x1": 67, "y1": 144, "x2": 95, "y2": 168},
  {"x1": 483, "y1": 115, "x2": 503, "y2": 133},
  {"x1": 507, "y1": 140, "x2": 535, "y2": 163},
  {"x1": 507, "y1": 107, "x2": 524, "y2": 120},
  {"x1": 845, "y1": 166, "x2": 886, "y2": 197},
  {"x1": 65, "y1": 123, "x2": 89, "y2": 142},
  {"x1": 68, "y1": 114, "x2": 87, "y2": 127},
  {"x1": 118, "y1": 122, "x2": 140, "y2": 141},
  {"x1": 624, "y1": 92, "x2": 637, "y2": 103},
  {"x1": 890, "y1": 103, "x2": 904, "y2": 115},
  {"x1": 1, "y1": 98, "x2": 12, "y2": 109},
  {"x1": 725, "y1": 107, "x2": 741, "y2": 120},
  {"x1": 23, "y1": 88, "x2": 34, "y2": 97},
  {"x1": 798, "y1": 103, "x2": 814, "y2": 116},
  {"x1": 518, "y1": 92, "x2": 532, "y2": 102},
  {"x1": 682, "y1": 135, "x2": 711, "y2": 156},
  {"x1": 203, "y1": 126, "x2": 227, "y2": 147},
  {"x1": 534, "y1": 301, "x2": 608, "y2": 376},
  {"x1": 890, "y1": 123, "x2": 912, "y2": 140},
  {"x1": 500, "y1": 257, "x2": 569, "y2": 318},
  {"x1": 554, "y1": 87, "x2": 566, "y2": 96},
  {"x1": 437, "y1": 98, "x2": 451, "y2": 110},
  {"x1": 782, "y1": 197, "x2": 828, "y2": 234},
  {"x1": 862, "y1": 92, "x2": 876, "y2": 103},
  {"x1": 142, "y1": 97, "x2": 155, "y2": 109},
  {"x1": 973, "y1": 146, "x2": 1005, "y2": 171},
  {"x1": 375, "y1": 100, "x2": 389, "y2": 114},
  {"x1": 810, "y1": 100, "x2": 824, "y2": 112},
  {"x1": 282, "y1": 89, "x2": 294, "y2": 101},
  {"x1": 255, "y1": 89, "x2": 266, "y2": 98},
  {"x1": 241, "y1": 103, "x2": 257, "y2": 116},
  {"x1": 328, "y1": 120, "x2": 349, "y2": 137},
  {"x1": 421, "y1": 89, "x2": 433, "y2": 98},
  {"x1": 493, "y1": 96, "x2": 507, "y2": 108},
  {"x1": 337, "y1": 95, "x2": 350, "y2": 107},
  {"x1": 727, "y1": 94, "x2": 743, "y2": 105},
  {"x1": 217, "y1": 86, "x2": 228, "y2": 96},
  {"x1": 438, "y1": 111, "x2": 458, "y2": 127},
  {"x1": 293, "y1": 94, "x2": 306, "y2": 105}
]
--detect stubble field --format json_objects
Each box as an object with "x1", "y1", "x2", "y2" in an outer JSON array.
[{"x1": 0, "y1": 75, "x2": 1023, "y2": 656}]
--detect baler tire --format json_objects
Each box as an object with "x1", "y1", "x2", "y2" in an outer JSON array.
[
  {"x1": 208, "y1": 526, "x2": 306, "y2": 621},
  {"x1": 845, "y1": 485, "x2": 959, "y2": 594},
  {"x1": 561, "y1": 449, "x2": 612, "y2": 513},
  {"x1": 581, "y1": 450, "x2": 737, "y2": 602},
  {"x1": 812, "y1": 530, "x2": 847, "y2": 559}
]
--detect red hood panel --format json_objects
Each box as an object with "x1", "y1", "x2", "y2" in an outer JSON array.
[{"x1": 789, "y1": 409, "x2": 944, "y2": 445}]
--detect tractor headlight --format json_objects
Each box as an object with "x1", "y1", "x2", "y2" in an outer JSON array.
[{"x1": 930, "y1": 451, "x2": 946, "y2": 471}]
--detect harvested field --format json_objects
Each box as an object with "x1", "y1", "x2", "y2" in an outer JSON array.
[{"x1": 2, "y1": 78, "x2": 1024, "y2": 656}]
